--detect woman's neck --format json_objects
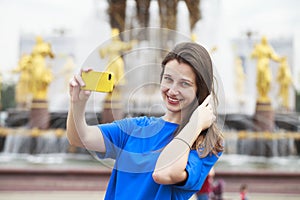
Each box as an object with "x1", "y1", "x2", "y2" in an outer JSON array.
[{"x1": 162, "y1": 112, "x2": 184, "y2": 124}]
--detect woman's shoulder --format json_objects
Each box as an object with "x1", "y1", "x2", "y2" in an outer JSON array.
[
  {"x1": 114, "y1": 116, "x2": 178, "y2": 131},
  {"x1": 114, "y1": 116, "x2": 161, "y2": 126},
  {"x1": 131, "y1": 116, "x2": 161, "y2": 126}
]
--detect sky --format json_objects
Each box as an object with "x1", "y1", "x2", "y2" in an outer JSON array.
[{"x1": 0, "y1": 0, "x2": 299, "y2": 69}]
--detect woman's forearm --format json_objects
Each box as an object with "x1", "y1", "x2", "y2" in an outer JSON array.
[
  {"x1": 153, "y1": 96, "x2": 215, "y2": 184},
  {"x1": 66, "y1": 101, "x2": 106, "y2": 152},
  {"x1": 66, "y1": 103, "x2": 87, "y2": 147},
  {"x1": 67, "y1": 70, "x2": 106, "y2": 152},
  {"x1": 153, "y1": 121, "x2": 200, "y2": 185}
]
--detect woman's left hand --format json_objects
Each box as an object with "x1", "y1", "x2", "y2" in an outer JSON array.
[{"x1": 190, "y1": 95, "x2": 216, "y2": 131}]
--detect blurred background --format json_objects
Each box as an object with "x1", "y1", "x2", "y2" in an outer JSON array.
[{"x1": 0, "y1": 0, "x2": 300, "y2": 199}]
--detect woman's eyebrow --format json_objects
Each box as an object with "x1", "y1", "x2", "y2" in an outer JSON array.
[
  {"x1": 180, "y1": 78, "x2": 194, "y2": 84},
  {"x1": 163, "y1": 73, "x2": 171, "y2": 77},
  {"x1": 164, "y1": 73, "x2": 194, "y2": 83}
]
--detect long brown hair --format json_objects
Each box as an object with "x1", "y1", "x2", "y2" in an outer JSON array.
[{"x1": 160, "y1": 42, "x2": 223, "y2": 157}]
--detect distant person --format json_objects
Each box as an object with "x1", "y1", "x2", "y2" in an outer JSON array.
[
  {"x1": 197, "y1": 168, "x2": 215, "y2": 200},
  {"x1": 212, "y1": 179, "x2": 225, "y2": 200},
  {"x1": 240, "y1": 183, "x2": 249, "y2": 200},
  {"x1": 67, "y1": 42, "x2": 224, "y2": 199}
]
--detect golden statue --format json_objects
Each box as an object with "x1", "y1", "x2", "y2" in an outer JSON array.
[
  {"x1": 27, "y1": 36, "x2": 55, "y2": 129},
  {"x1": 99, "y1": 28, "x2": 136, "y2": 122},
  {"x1": 99, "y1": 28, "x2": 135, "y2": 86},
  {"x1": 251, "y1": 36, "x2": 281, "y2": 103},
  {"x1": 235, "y1": 57, "x2": 246, "y2": 97},
  {"x1": 29, "y1": 36, "x2": 54, "y2": 101},
  {"x1": 191, "y1": 33, "x2": 197, "y2": 43},
  {"x1": 0, "y1": 71, "x2": 2, "y2": 109},
  {"x1": 12, "y1": 36, "x2": 54, "y2": 129},
  {"x1": 12, "y1": 54, "x2": 33, "y2": 108},
  {"x1": 276, "y1": 56, "x2": 293, "y2": 109},
  {"x1": 60, "y1": 56, "x2": 76, "y2": 91}
]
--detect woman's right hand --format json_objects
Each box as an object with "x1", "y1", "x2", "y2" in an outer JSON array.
[{"x1": 69, "y1": 68, "x2": 92, "y2": 104}]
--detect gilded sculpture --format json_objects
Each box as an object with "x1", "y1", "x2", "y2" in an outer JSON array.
[
  {"x1": 99, "y1": 28, "x2": 136, "y2": 102},
  {"x1": 13, "y1": 36, "x2": 54, "y2": 109},
  {"x1": 251, "y1": 36, "x2": 281, "y2": 103},
  {"x1": 235, "y1": 57, "x2": 246, "y2": 98},
  {"x1": 276, "y1": 56, "x2": 293, "y2": 109},
  {"x1": 99, "y1": 28, "x2": 136, "y2": 122},
  {"x1": 12, "y1": 54, "x2": 33, "y2": 108},
  {"x1": 29, "y1": 36, "x2": 54, "y2": 101}
]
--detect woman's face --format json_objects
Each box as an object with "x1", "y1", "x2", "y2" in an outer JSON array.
[{"x1": 161, "y1": 59, "x2": 197, "y2": 117}]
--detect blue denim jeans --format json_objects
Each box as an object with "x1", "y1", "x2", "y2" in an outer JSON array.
[{"x1": 197, "y1": 193, "x2": 209, "y2": 200}]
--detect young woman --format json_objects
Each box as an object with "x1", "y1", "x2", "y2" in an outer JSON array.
[{"x1": 67, "y1": 42, "x2": 224, "y2": 200}]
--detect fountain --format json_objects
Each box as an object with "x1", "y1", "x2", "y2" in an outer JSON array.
[
  {"x1": 0, "y1": 0, "x2": 299, "y2": 163},
  {"x1": 0, "y1": 1, "x2": 300, "y2": 196}
]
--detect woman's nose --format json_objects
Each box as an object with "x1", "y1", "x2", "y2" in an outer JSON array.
[{"x1": 168, "y1": 84, "x2": 179, "y2": 95}]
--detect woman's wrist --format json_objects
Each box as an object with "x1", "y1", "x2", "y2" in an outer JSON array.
[
  {"x1": 176, "y1": 120, "x2": 202, "y2": 145},
  {"x1": 173, "y1": 137, "x2": 191, "y2": 150},
  {"x1": 71, "y1": 101, "x2": 88, "y2": 121}
]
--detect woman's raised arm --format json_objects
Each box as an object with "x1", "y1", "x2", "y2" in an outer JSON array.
[
  {"x1": 152, "y1": 95, "x2": 215, "y2": 185},
  {"x1": 66, "y1": 69, "x2": 106, "y2": 153}
]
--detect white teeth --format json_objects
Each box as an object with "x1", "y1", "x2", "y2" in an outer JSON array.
[{"x1": 168, "y1": 96, "x2": 179, "y2": 102}]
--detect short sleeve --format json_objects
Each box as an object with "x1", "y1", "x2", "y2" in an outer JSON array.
[
  {"x1": 173, "y1": 151, "x2": 221, "y2": 192},
  {"x1": 96, "y1": 118, "x2": 133, "y2": 159}
]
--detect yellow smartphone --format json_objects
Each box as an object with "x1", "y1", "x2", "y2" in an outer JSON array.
[{"x1": 81, "y1": 71, "x2": 114, "y2": 93}]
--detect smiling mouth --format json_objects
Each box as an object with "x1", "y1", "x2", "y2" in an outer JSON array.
[{"x1": 167, "y1": 96, "x2": 181, "y2": 104}]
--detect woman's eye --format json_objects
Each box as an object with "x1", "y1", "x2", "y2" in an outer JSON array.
[
  {"x1": 164, "y1": 76, "x2": 172, "y2": 81},
  {"x1": 182, "y1": 82, "x2": 190, "y2": 87}
]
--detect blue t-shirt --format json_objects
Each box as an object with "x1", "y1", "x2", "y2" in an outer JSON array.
[{"x1": 97, "y1": 116, "x2": 221, "y2": 200}]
